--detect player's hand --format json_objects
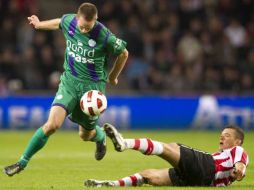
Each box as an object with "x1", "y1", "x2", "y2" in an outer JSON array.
[
  {"x1": 27, "y1": 15, "x2": 40, "y2": 29},
  {"x1": 108, "y1": 78, "x2": 118, "y2": 86},
  {"x1": 230, "y1": 167, "x2": 245, "y2": 181}
]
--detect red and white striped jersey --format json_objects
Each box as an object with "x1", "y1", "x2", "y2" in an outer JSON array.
[{"x1": 212, "y1": 146, "x2": 249, "y2": 187}]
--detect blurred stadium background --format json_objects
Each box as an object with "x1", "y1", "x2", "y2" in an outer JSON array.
[
  {"x1": 1, "y1": 0, "x2": 254, "y2": 94},
  {"x1": 0, "y1": 0, "x2": 254, "y2": 130},
  {"x1": 0, "y1": 0, "x2": 254, "y2": 189}
]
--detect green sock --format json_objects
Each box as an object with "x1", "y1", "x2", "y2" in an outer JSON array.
[
  {"x1": 18, "y1": 127, "x2": 49, "y2": 168},
  {"x1": 91, "y1": 125, "x2": 105, "y2": 142}
]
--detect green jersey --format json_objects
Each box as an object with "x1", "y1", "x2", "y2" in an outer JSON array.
[{"x1": 60, "y1": 14, "x2": 127, "y2": 81}]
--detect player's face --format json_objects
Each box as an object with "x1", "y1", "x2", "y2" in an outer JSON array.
[
  {"x1": 77, "y1": 15, "x2": 97, "y2": 33},
  {"x1": 219, "y1": 128, "x2": 240, "y2": 150}
]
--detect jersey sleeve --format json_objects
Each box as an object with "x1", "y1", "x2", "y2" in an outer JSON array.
[
  {"x1": 106, "y1": 33, "x2": 127, "y2": 56},
  {"x1": 232, "y1": 146, "x2": 249, "y2": 166},
  {"x1": 59, "y1": 14, "x2": 73, "y2": 32}
]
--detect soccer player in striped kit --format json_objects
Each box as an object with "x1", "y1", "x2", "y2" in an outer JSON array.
[
  {"x1": 85, "y1": 124, "x2": 249, "y2": 187},
  {"x1": 4, "y1": 3, "x2": 128, "y2": 176}
]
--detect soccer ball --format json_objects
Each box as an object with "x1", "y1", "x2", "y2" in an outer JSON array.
[{"x1": 80, "y1": 90, "x2": 107, "y2": 116}]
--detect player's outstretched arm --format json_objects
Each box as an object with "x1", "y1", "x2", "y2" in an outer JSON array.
[
  {"x1": 108, "y1": 49, "x2": 129, "y2": 85},
  {"x1": 27, "y1": 15, "x2": 61, "y2": 30}
]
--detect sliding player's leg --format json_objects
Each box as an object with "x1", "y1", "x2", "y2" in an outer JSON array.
[
  {"x1": 85, "y1": 168, "x2": 172, "y2": 187},
  {"x1": 4, "y1": 106, "x2": 67, "y2": 176},
  {"x1": 103, "y1": 123, "x2": 180, "y2": 167}
]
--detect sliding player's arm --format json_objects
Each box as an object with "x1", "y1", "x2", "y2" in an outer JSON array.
[
  {"x1": 108, "y1": 49, "x2": 129, "y2": 85},
  {"x1": 230, "y1": 147, "x2": 248, "y2": 181},
  {"x1": 231, "y1": 162, "x2": 246, "y2": 181},
  {"x1": 27, "y1": 15, "x2": 60, "y2": 30}
]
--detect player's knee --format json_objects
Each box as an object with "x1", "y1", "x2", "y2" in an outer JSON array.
[
  {"x1": 79, "y1": 131, "x2": 89, "y2": 141},
  {"x1": 164, "y1": 143, "x2": 178, "y2": 152},
  {"x1": 43, "y1": 121, "x2": 61, "y2": 135},
  {"x1": 140, "y1": 169, "x2": 153, "y2": 178},
  {"x1": 79, "y1": 129, "x2": 95, "y2": 141}
]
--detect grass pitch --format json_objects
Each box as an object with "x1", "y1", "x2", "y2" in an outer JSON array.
[{"x1": 0, "y1": 130, "x2": 253, "y2": 190}]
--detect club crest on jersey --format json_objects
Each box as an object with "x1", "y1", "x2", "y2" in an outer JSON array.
[
  {"x1": 68, "y1": 30, "x2": 74, "y2": 35},
  {"x1": 56, "y1": 94, "x2": 63, "y2": 100},
  {"x1": 88, "y1": 39, "x2": 96, "y2": 47}
]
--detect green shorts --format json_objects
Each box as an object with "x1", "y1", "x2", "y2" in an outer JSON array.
[{"x1": 52, "y1": 72, "x2": 106, "y2": 130}]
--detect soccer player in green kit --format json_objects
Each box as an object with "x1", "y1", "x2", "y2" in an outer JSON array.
[{"x1": 4, "y1": 2, "x2": 128, "y2": 176}]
